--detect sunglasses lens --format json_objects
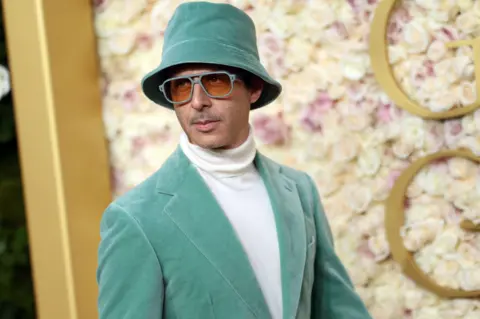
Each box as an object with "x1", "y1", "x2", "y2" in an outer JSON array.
[
  {"x1": 201, "y1": 73, "x2": 233, "y2": 97},
  {"x1": 166, "y1": 77, "x2": 192, "y2": 103}
]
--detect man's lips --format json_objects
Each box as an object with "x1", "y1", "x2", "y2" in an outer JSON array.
[{"x1": 192, "y1": 120, "x2": 219, "y2": 132}]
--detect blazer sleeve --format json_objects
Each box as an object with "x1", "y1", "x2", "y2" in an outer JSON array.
[
  {"x1": 305, "y1": 174, "x2": 373, "y2": 319},
  {"x1": 97, "y1": 203, "x2": 164, "y2": 319}
]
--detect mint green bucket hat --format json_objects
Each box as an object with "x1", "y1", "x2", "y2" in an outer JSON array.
[{"x1": 141, "y1": 1, "x2": 282, "y2": 110}]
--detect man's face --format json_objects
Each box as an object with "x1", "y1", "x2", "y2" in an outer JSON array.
[{"x1": 167, "y1": 64, "x2": 263, "y2": 150}]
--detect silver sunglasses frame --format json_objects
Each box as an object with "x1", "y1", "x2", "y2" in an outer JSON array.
[{"x1": 158, "y1": 71, "x2": 239, "y2": 104}]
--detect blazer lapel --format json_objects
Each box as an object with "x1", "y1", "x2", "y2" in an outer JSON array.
[
  {"x1": 255, "y1": 153, "x2": 307, "y2": 319},
  {"x1": 156, "y1": 147, "x2": 271, "y2": 318}
]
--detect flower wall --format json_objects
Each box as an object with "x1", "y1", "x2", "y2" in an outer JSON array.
[{"x1": 94, "y1": 0, "x2": 480, "y2": 318}]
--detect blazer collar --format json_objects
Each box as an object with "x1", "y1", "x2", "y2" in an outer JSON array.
[{"x1": 156, "y1": 146, "x2": 307, "y2": 319}]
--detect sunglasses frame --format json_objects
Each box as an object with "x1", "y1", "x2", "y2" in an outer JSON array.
[{"x1": 158, "y1": 70, "x2": 239, "y2": 105}]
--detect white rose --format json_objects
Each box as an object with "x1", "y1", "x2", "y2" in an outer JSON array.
[
  {"x1": 0, "y1": 65, "x2": 10, "y2": 100},
  {"x1": 426, "y1": 40, "x2": 447, "y2": 61},
  {"x1": 457, "y1": 0, "x2": 474, "y2": 10},
  {"x1": 332, "y1": 133, "x2": 360, "y2": 162},
  {"x1": 367, "y1": 231, "x2": 391, "y2": 262},
  {"x1": 457, "y1": 136, "x2": 480, "y2": 156},
  {"x1": 401, "y1": 117, "x2": 426, "y2": 148},
  {"x1": 428, "y1": 90, "x2": 459, "y2": 112},
  {"x1": 339, "y1": 54, "x2": 369, "y2": 81},
  {"x1": 414, "y1": 248, "x2": 440, "y2": 274},
  {"x1": 453, "y1": 56, "x2": 473, "y2": 78},
  {"x1": 106, "y1": 28, "x2": 136, "y2": 55},
  {"x1": 392, "y1": 141, "x2": 414, "y2": 159},
  {"x1": 342, "y1": 113, "x2": 371, "y2": 132},
  {"x1": 444, "y1": 177, "x2": 477, "y2": 202},
  {"x1": 403, "y1": 20, "x2": 430, "y2": 54},
  {"x1": 461, "y1": 115, "x2": 477, "y2": 134},
  {"x1": 267, "y1": 10, "x2": 296, "y2": 39},
  {"x1": 458, "y1": 267, "x2": 480, "y2": 291},
  {"x1": 432, "y1": 259, "x2": 461, "y2": 288},
  {"x1": 313, "y1": 167, "x2": 341, "y2": 196},
  {"x1": 356, "y1": 205, "x2": 384, "y2": 235},
  {"x1": 284, "y1": 37, "x2": 314, "y2": 71},
  {"x1": 388, "y1": 45, "x2": 408, "y2": 64},
  {"x1": 465, "y1": 311, "x2": 480, "y2": 319},
  {"x1": 404, "y1": 287, "x2": 427, "y2": 310},
  {"x1": 416, "y1": 307, "x2": 440, "y2": 319},
  {"x1": 356, "y1": 148, "x2": 382, "y2": 176},
  {"x1": 431, "y1": 228, "x2": 460, "y2": 255},
  {"x1": 456, "y1": 12, "x2": 478, "y2": 35},
  {"x1": 416, "y1": 166, "x2": 450, "y2": 196},
  {"x1": 402, "y1": 218, "x2": 444, "y2": 252},
  {"x1": 457, "y1": 81, "x2": 477, "y2": 105},
  {"x1": 415, "y1": 0, "x2": 440, "y2": 10},
  {"x1": 448, "y1": 157, "x2": 477, "y2": 179},
  {"x1": 342, "y1": 183, "x2": 372, "y2": 214},
  {"x1": 434, "y1": 59, "x2": 458, "y2": 84}
]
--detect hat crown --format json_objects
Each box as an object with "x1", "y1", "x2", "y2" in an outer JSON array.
[{"x1": 163, "y1": 2, "x2": 259, "y2": 59}]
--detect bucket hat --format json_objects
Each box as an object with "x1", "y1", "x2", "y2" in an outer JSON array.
[{"x1": 141, "y1": 1, "x2": 282, "y2": 110}]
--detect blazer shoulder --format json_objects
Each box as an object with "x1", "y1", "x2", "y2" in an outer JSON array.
[{"x1": 104, "y1": 165, "x2": 174, "y2": 221}]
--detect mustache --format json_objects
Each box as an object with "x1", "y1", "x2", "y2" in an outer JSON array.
[{"x1": 190, "y1": 114, "x2": 221, "y2": 124}]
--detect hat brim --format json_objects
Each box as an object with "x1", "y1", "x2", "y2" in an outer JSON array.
[{"x1": 141, "y1": 39, "x2": 282, "y2": 110}]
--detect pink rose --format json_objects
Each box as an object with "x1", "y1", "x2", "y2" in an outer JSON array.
[
  {"x1": 136, "y1": 33, "x2": 154, "y2": 50},
  {"x1": 376, "y1": 102, "x2": 393, "y2": 123},
  {"x1": 299, "y1": 91, "x2": 334, "y2": 132},
  {"x1": 252, "y1": 112, "x2": 290, "y2": 146},
  {"x1": 444, "y1": 119, "x2": 464, "y2": 146},
  {"x1": 93, "y1": 0, "x2": 108, "y2": 11}
]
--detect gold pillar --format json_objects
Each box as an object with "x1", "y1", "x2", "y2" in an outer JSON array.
[{"x1": 2, "y1": 1, "x2": 112, "y2": 318}]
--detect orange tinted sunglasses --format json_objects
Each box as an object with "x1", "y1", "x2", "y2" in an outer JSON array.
[{"x1": 159, "y1": 71, "x2": 239, "y2": 104}]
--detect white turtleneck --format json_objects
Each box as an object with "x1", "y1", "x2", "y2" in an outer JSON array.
[{"x1": 179, "y1": 128, "x2": 283, "y2": 319}]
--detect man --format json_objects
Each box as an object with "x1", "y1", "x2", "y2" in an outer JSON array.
[{"x1": 96, "y1": 2, "x2": 373, "y2": 319}]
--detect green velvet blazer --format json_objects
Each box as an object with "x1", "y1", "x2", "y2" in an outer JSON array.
[{"x1": 97, "y1": 147, "x2": 372, "y2": 319}]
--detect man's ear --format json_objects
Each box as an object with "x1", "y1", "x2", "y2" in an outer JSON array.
[{"x1": 249, "y1": 77, "x2": 264, "y2": 104}]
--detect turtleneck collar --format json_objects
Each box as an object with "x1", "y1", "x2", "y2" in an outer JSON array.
[{"x1": 179, "y1": 126, "x2": 257, "y2": 178}]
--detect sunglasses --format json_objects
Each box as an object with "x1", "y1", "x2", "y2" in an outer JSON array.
[{"x1": 158, "y1": 71, "x2": 239, "y2": 104}]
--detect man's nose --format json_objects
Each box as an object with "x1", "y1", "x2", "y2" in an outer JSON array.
[{"x1": 190, "y1": 83, "x2": 211, "y2": 110}]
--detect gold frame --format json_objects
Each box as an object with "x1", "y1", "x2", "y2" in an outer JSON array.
[{"x1": 3, "y1": 1, "x2": 111, "y2": 318}]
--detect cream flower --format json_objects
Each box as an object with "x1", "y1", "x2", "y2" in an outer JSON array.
[
  {"x1": 401, "y1": 117, "x2": 426, "y2": 149},
  {"x1": 458, "y1": 267, "x2": 480, "y2": 291},
  {"x1": 428, "y1": 90, "x2": 459, "y2": 112},
  {"x1": 457, "y1": 135, "x2": 480, "y2": 156},
  {"x1": 367, "y1": 231, "x2": 391, "y2": 262},
  {"x1": 342, "y1": 183, "x2": 372, "y2": 214},
  {"x1": 414, "y1": 0, "x2": 440, "y2": 10},
  {"x1": 402, "y1": 218, "x2": 444, "y2": 252},
  {"x1": 416, "y1": 165, "x2": 450, "y2": 196},
  {"x1": 414, "y1": 246, "x2": 441, "y2": 273},
  {"x1": 448, "y1": 157, "x2": 477, "y2": 179},
  {"x1": 107, "y1": 28, "x2": 137, "y2": 55},
  {"x1": 456, "y1": 12, "x2": 479, "y2": 35},
  {"x1": 457, "y1": 0, "x2": 474, "y2": 11},
  {"x1": 344, "y1": 113, "x2": 371, "y2": 132},
  {"x1": 392, "y1": 141, "x2": 414, "y2": 159},
  {"x1": 388, "y1": 45, "x2": 408, "y2": 64},
  {"x1": 0, "y1": 65, "x2": 10, "y2": 100},
  {"x1": 332, "y1": 133, "x2": 360, "y2": 162},
  {"x1": 431, "y1": 228, "x2": 460, "y2": 255},
  {"x1": 432, "y1": 259, "x2": 461, "y2": 289},
  {"x1": 426, "y1": 40, "x2": 447, "y2": 62},
  {"x1": 313, "y1": 166, "x2": 341, "y2": 196},
  {"x1": 403, "y1": 20, "x2": 430, "y2": 54},
  {"x1": 355, "y1": 205, "x2": 384, "y2": 236},
  {"x1": 356, "y1": 148, "x2": 382, "y2": 176},
  {"x1": 339, "y1": 54, "x2": 369, "y2": 81},
  {"x1": 457, "y1": 81, "x2": 477, "y2": 106},
  {"x1": 284, "y1": 37, "x2": 314, "y2": 71}
]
